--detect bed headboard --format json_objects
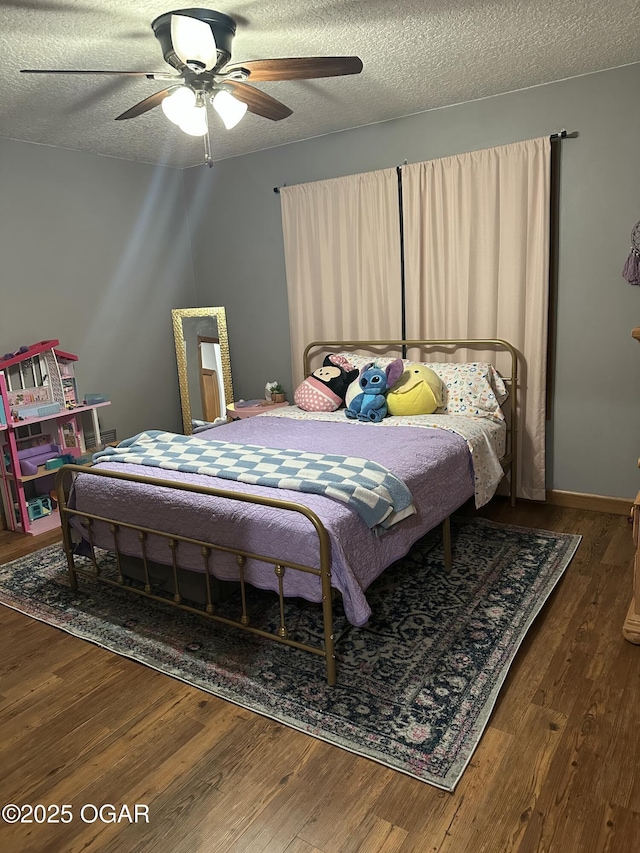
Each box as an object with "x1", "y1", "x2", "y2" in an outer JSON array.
[{"x1": 303, "y1": 338, "x2": 519, "y2": 507}]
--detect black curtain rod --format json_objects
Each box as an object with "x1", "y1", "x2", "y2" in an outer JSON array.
[
  {"x1": 273, "y1": 131, "x2": 572, "y2": 193},
  {"x1": 396, "y1": 164, "x2": 407, "y2": 354}
]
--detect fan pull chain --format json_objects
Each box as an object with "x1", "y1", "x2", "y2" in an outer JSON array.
[{"x1": 204, "y1": 127, "x2": 213, "y2": 168}]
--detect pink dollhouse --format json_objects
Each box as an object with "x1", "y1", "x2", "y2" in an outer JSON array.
[{"x1": 0, "y1": 340, "x2": 110, "y2": 535}]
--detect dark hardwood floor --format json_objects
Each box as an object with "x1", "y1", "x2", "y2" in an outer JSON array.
[{"x1": 0, "y1": 502, "x2": 638, "y2": 853}]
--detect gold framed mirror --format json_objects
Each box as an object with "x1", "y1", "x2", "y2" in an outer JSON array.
[{"x1": 172, "y1": 307, "x2": 234, "y2": 435}]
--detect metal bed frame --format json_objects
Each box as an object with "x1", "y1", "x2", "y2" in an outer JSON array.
[{"x1": 55, "y1": 338, "x2": 519, "y2": 686}]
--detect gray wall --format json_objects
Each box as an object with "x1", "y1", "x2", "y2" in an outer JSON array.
[
  {"x1": 0, "y1": 138, "x2": 197, "y2": 440},
  {"x1": 184, "y1": 63, "x2": 640, "y2": 501},
  {"x1": 2, "y1": 62, "x2": 638, "y2": 501}
]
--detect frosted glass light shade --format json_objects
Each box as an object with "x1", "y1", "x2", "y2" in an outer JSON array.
[
  {"x1": 162, "y1": 87, "x2": 197, "y2": 125},
  {"x1": 178, "y1": 105, "x2": 208, "y2": 137},
  {"x1": 171, "y1": 14, "x2": 217, "y2": 71},
  {"x1": 212, "y1": 90, "x2": 248, "y2": 129}
]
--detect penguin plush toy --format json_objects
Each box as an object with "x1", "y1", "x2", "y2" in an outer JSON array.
[{"x1": 386, "y1": 364, "x2": 444, "y2": 416}]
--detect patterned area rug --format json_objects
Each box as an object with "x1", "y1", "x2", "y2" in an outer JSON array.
[{"x1": 0, "y1": 518, "x2": 580, "y2": 791}]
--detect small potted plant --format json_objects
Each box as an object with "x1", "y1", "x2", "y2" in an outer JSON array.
[{"x1": 270, "y1": 382, "x2": 286, "y2": 403}]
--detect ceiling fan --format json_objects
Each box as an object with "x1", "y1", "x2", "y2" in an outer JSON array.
[{"x1": 21, "y1": 7, "x2": 364, "y2": 166}]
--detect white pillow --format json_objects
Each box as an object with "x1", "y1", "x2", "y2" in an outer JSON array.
[{"x1": 424, "y1": 362, "x2": 508, "y2": 420}]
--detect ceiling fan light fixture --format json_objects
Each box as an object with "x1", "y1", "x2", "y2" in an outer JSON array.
[
  {"x1": 26, "y1": 8, "x2": 363, "y2": 154},
  {"x1": 212, "y1": 89, "x2": 248, "y2": 129},
  {"x1": 178, "y1": 104, "x2": 209, "y2": 137},
  {"x1": 152, "y1": 10, "x2": 236, "y2": 72},
  {"x1": 161, "y1": 85, "x2": 196, "y2": 124},
  {"x1": 170, "y1": 13, "x2": 217, "y2": 72}
]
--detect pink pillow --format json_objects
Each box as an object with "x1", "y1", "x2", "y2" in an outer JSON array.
[{"x1": 294, "y1": 376, "x2": 342, "y2": 411}]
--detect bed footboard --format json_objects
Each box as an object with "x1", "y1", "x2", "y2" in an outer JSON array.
[{"x1": 55, "y1": 464, "x2": 338, "y2": 685}]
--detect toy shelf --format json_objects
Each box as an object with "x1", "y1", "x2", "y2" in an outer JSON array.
[
  {"x1": 0, "y1": 345, "x2": 112, "y2": 536},
  {"x1": 6, "y1": 464, "x2": 62, "y2": 484},
  {"x1": 27, "y1": 510, "x2": 62, "y2": 536},
  {"x1": 12, "y1": 400, "x2": 110, "y2": 429}
]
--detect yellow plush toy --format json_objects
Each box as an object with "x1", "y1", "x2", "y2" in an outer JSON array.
[{"x1": 386, "y1": 364, "x2": 444, "y2": 416}]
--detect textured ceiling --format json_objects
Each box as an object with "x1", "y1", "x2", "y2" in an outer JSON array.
[{"x1": 2, "y1": 0, "x2": 639, "y2": 169}]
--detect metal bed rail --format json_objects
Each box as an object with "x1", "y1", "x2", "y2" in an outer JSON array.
[{"x1": 55, "y1": 464, "x2": 338, "y2": 685}]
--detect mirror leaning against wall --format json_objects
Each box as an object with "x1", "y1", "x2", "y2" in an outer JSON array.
[{"x1": 172, "y1": 307, "x2": 234, "y2": 435}]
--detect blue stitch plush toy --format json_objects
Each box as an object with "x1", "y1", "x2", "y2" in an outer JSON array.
[{"x1": 345, "y1": 358, "x2": 404, "y2": 423}]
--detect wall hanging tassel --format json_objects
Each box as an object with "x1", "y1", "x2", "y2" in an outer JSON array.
[{"x1": 622, "y1": 221, "x2": 640, "y2": 285}]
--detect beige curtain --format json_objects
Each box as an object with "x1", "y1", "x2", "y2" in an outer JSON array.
[
  {"x1": 281, "y1": 169, "x2": 402, "y2": 387},
  {"x1": 402, "y1": 137, "x2": 551, "y2": 500}
]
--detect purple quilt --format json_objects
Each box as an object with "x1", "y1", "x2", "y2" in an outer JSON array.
[{"x1": 72, "y1": 417, "x2": 474, "y2": 626}]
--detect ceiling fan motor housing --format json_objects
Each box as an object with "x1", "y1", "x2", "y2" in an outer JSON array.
[{"x1": 151, "y1": 8, "x2": 236, "y2": 72}]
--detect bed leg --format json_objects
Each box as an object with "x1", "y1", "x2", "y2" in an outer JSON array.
[
  {"x1": 326, "y1": 659, "x2": 337, "y2": 686},
  {"x1": 321, "y1": 577, "x2": 337, "y2": 686},
  {"x1": 443, "y1": 516, "x2": 452, "y2": 571},
  {"x1": 64, "y1": 543, "x2": 78, "y2": 592},
  {"x1": 322, "y1": 614, "x2": 337, "y2": 686},
  {"x1": 57, "y1": 483, "x2": 77, "y2": 591}
]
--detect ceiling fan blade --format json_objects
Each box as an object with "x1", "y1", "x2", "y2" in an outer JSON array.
[
  {"x1": 171, "y1": 14, "x2": 217, "y2": 71},
  {"x1": 21, "y1": 69, "x2": 165, "y2": 77},
  {"x1": 224, "y1": 81, "x2": 292, "y2": 121},
  {"x1": 115, "y1": 87, "x2": 178, "y2": 121},
  {"x1": 224, "y1": 56, "x2": 363, "y2": 82}
]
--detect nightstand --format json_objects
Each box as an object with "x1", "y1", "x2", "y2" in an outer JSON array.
[{"x1": 227, "y1": 400, "x2": 289, "y2": 420}]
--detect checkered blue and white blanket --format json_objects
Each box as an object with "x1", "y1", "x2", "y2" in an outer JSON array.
[{"x1": 92, "y1": 431, "x2": 415, "y2": 531}]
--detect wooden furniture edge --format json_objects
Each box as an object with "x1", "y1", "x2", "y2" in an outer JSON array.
[
  {"x1": 626, "y1": 331, "x2": 640, "y2": 640},
  {"x1": 623, "y1": 601, "x2": 640, "y2": 644},
  {"x1": 545, "y1": 489, "x2": 633, "y2": 517},
  {"x1": 623, "y1": 489, "x2": 640, "y2": 644}
]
